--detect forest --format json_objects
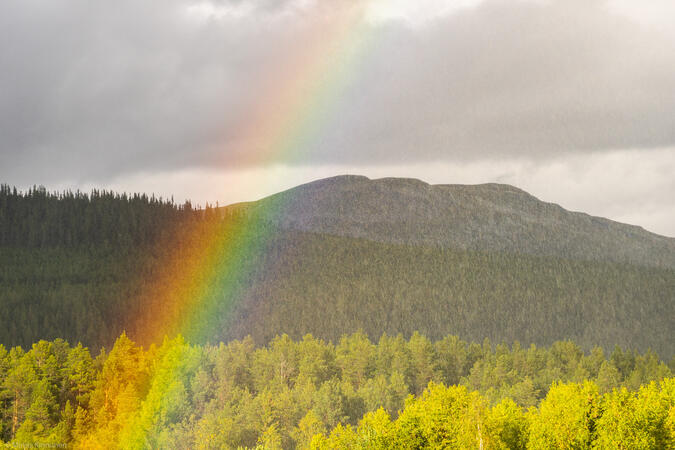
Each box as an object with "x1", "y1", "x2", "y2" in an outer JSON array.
[
  {"x1": 1, "y1": 185, "x2": 674, "y2": 448},
  {"x1": 0, "y1": 332, "x2": 673, "y2": 448},
  {"x1": 1, "y1": 185, "x2": 673, "y2": 357}
]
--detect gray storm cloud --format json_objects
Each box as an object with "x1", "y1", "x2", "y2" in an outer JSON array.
[{"x1": 1, "y1": 0, "x2": 674, "y2": 183}]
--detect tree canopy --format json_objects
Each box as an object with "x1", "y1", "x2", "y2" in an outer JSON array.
[{"x1": 0, "y1": 333, "x2": 672, "y2": 448}]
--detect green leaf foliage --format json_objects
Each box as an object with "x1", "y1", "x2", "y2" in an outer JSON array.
[{"x1": 0, "y1": 334, "x2": 672, "y2": 448}]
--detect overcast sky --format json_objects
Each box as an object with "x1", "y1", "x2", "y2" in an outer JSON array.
[{"x1": 1, "y1": 0, "x2": 674, "y2": 236}]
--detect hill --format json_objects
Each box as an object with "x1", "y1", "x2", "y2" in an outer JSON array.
[
  {"x1": 219, "y1": 229, "x2": 675, "y2": 356},
  {"x1": 222, "y1": 175, "x2": 675, "y2": 268},
  {"x1": 0, "y1": 179, "x2": 674, "y2": 357}
]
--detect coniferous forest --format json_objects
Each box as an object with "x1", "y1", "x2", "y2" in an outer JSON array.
[
  {"x1": 1, "y1": 184, "x2": 674, "y2": 448},
  {"x1": 1, "y1": 185, "x2": 674, "y2": 357}
]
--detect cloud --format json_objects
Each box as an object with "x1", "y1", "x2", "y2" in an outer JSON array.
[{"x1": 0, "y1": 0, "x2": 674, "y2": 186}]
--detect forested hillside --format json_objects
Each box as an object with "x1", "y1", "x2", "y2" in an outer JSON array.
[
  {"x1": 0, "y1": 184, "x2": 215, "y2": 348},
  {"x1": 0, "y1": 184, "x2": 189, "y2": 248},
  {"x1": 1, "y1": 181, "x2": 674, "y2": 447},
  {"x1": 1, "y1": 182, "x2": 674, "y2": 357},
  {"x1": 221, "y1": 231, "x2": 675, "y2": 357},
  {"x1": 0, "y1": 333, "x2": 672, "y2": 447}
]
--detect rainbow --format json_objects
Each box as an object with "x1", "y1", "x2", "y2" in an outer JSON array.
[
  {"x1": 116, "y1": 3, "x2": 379, "y2": 444},
  {"x1": 131, "y1": 1, "x2": 376, "y2": 346}
]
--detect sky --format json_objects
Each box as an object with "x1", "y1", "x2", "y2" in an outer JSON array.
[{"x1": 1, "y1": 0, "x2": 674, "y2": 236}]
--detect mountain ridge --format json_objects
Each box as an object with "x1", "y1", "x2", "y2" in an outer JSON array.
[
  {"x1": 220, "y1": 174, "x2": 675, "y2": 268},
  {"x1": 1, "y1": 177, "x2": 673, "y2": 356}
]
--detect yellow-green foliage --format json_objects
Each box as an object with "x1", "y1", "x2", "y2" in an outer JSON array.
[
  {"x1": 312, "y1": 380, "x2": 674, "y2": 450},
  {"x1": 527, "y1": 381, "x2": 600, "y2": 449},
  {"x1": 594, "y1": 379, "x2": 675, "y2": 449},
  {"x1": 0, "y1": 334, "x2": 673, "y2": 448},
  {"x1": 485, "y1": 398, "x2": 528, "y2": 450}
]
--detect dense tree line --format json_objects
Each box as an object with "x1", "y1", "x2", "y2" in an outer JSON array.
[
  {"x1": 0, "y1": 333, "x2": 672, "y2": 448},
  {"x1": 0, "y1": 184, "x2": 231, "y2": 348},
  {"x1": 1, "y1": 185, "x2": 674, "y2": 357},
  {"x1": 0, "y1": 184, "x2": 191, "y2": 248}
]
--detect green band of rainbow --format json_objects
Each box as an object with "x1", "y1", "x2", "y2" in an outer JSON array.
[{"x1": 117, "y1": 6, "x2": 379, "y2": 444}]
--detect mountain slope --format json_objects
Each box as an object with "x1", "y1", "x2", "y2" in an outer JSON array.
[
  {"x1": 220, "y1": 230, "x2": 675, "y2": 357},
  {"x1": 0, "y1": 178, "x2": 673, "y2": 357},
  {"x1": 222, "y1": 175, "x2": 675, "y2": 268}
]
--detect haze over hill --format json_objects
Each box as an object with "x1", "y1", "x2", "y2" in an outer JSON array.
[
  {"x1": 223, "y1": 175, "x2": 675, "y2": 268},
  {"x1": 1, "y1": 178, "x2": 674, "y2": 357}
]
